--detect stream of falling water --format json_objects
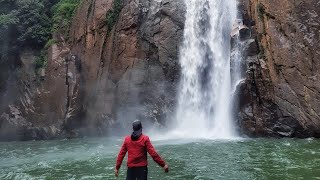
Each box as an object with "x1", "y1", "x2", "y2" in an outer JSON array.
[{"x1": 172, "y1": 0, "x2": 238, "y2": 139}]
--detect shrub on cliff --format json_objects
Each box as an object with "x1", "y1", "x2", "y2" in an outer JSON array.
[
  {"x1": 0, "y1": 0, "x2": 82, "y2": 78},
  {"x1": 0, "y1": 0, "x2": 81, "y2": 52},
  {"x1": 52, "y1": 0, "x2": 82, "y2": 36},
  {"x1": 106, "y1": 0, "x2": 123, "y2": 33}
]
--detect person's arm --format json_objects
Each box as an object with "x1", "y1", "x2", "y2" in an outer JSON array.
[
  {"x1": 115, "y1": 138, "x2": 127, "y2": 176},
  {"x1": 145, "y1": 136, "x2": 168, "y2": 172}
]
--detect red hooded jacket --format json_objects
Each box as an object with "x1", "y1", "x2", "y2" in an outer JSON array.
[{"x1": 116, "y1": 134, "x2": 166, "y2": 170}]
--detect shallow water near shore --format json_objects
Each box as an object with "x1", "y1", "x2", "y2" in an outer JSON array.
[{"x1": 1, "y1": 137, "x2": 320, "y2": 180}]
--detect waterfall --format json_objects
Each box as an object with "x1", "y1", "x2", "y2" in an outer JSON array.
[{"x1": 172, "y1": 0, "x2": 238, "y2": 139}]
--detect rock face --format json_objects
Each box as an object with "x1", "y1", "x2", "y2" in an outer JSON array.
[
  {"x1": 0, "y1": 0, "x2": 185, "y2": 140},
  {"x1": 67, "y1": 0, "x2": 184, "y2": 135},
  {"x1": 237, "y1": 0, "x2": 320, "y2": 137},
  {"x1": 0, "y1": 44, "x2": 71, "y2": 141}
]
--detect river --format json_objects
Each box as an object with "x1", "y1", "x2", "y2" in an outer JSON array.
[{"x1": 1, "y1": 137, "x2": 320, "y2": 179}]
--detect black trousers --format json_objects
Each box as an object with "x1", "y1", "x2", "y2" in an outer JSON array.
[{"x1": 126, "y1": 166, "x2": 148, "y2": 180}]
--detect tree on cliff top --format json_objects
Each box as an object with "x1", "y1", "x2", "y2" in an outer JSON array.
[
  {"x1": 52, "y1": 0, "x2": 80, "y2": 35},
  {"x1": 0, "y1": 0, "x2": 81, "y2": 65},
  {"x1": 0, "y1": 0, "x2": 52, "y2": 56},
  {"x1": 0, "y1": 0, "x2": 81, "y2": 50}
]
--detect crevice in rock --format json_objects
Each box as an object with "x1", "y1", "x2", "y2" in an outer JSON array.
[
  {"x1": 87, "y1": 0, "x2": 94, "y2": 21},
  {"x1": 97, "y1": 34, "x2": 108, "y2": 79}
]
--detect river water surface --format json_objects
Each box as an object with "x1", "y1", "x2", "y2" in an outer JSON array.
[{"x1": 1, "y1": 137, "x2": 320, "y2": 179}]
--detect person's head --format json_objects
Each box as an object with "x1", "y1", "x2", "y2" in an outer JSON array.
[
  {"x1": 131, "y1": 120, "x2": 143, "y2": 140},
  {"x1": 132, "y1": 120, "x2": 142, "y2": 132}
]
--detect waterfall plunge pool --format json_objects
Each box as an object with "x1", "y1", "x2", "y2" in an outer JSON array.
[{"x1": 1, "y1": 137, "x2": 320, "y2": 179}]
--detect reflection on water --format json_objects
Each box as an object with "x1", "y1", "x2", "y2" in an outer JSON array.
[{"x1": 1, "y1": 137, "x2": 320, "y2": 179}]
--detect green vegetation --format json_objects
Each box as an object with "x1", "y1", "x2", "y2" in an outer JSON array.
[
  {"x1": 52, "y1": 0, "x2": 82, "y2": 34},
  {"x1": 44, "y1": 39, "x2": 57, "y2": 49},
  {"x1": 0, "y1": 14, "x2": 19, "y2": 27},
  {"x1": 257, "y1": 3, "x2": 265, "y2": 21},
  {"x1": 35, "y1": 51, "x2": 47, "y2": 70},
  {"x1": 105, "y1": 0, "x2": 123, "y2": 33},
  {"x1": 256, "y1": 33, "x2": 266, "y2": 60},
  {"x1": 0, "y1": 0, "x2": 52, "y2": 48},
  {"x1": 0, "y1": 0, "x2": 82, "y2": 74},
  {"x1": 256, "y1": 2, "x2": 276, "y2": 59},
  {"x1": 257, "y1": 3, "x2": 275, "y2": 21},
  {"x1": 0, "y1": 0, "x2": 81, "y2": 48}
]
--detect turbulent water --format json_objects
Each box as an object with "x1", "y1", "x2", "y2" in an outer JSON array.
[
  {"x1": 1, "y1": 137, "x2": 320, "y2": 180},
  {"x1": 174, "y1": 0, "x2": 238, "y2": 138}
]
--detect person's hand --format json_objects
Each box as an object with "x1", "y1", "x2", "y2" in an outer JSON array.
[
  {"x1": 164, "y1": 164, "x2": 169, "y2": 173},
  {"x1": 115, "y1": 168, "x2": 119, "y2": 177}
]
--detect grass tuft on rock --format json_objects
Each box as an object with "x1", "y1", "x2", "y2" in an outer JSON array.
[{"x1": 105, "y1": 0, "x2": 123, "y2": 34}]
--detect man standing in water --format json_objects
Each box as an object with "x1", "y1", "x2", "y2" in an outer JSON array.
[{"x1": 115, "y1": 120, "x2": 169, "y2": 179}]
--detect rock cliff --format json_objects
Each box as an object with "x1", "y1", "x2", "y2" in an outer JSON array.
[
  {"x1": 0, "y1": 0, "x2": 185, "y2": 140},
  {"x1": 237, "y1": 0, "x2": 320, "y2": 137},
  {"x1": 65, "y1": 0, "x2": 185, "y2": 135}
]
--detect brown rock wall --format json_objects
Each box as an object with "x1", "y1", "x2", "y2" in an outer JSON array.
[
  {"x1": 238, "y1": 0, "x2": 320, "y2": 137},
  {"x1": 63, "y1": 0, "x2": 184, "y2": 135},
  {"x1": 0, "y1": 43, "x2": 72, "y2": 140}
]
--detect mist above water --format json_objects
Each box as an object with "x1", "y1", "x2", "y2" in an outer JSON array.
[{"x1": 168, "y1": 0, "x2": 238, "y2": 139}]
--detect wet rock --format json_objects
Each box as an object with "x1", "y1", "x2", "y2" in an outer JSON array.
[
  {"x1": 0, "y1": 105, "x2": 63, "y2": 141},
  {"x1": 66, "y1": 0, "x2": 184, "y2": 132},
  {"x1": 237, "y1": 0, "x2": 320, "y2": 137},
  {"x1": 244, "y1": 39, "x2": 258, "y2": 56},
  {"x1": 0, "y1": 107, "x2": 30, "y2": 141}
]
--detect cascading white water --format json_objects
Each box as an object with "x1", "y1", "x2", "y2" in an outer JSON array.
[{"x1": 172, "y1": 0, "x2": 238, "y2": 139}]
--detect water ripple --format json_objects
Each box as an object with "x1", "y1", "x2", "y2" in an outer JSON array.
[{"x1": 1, "y1": 138, "x2": 320, "y2": 179}]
